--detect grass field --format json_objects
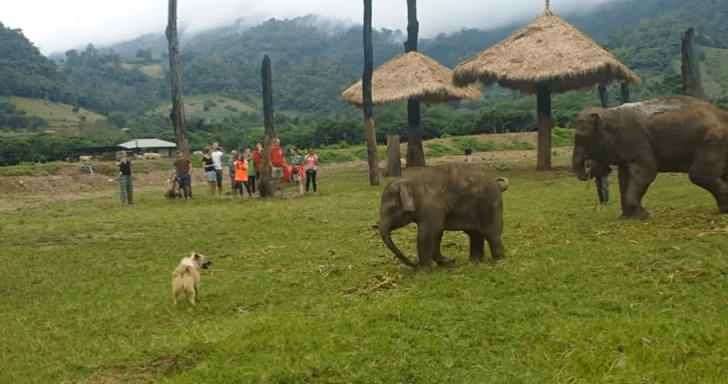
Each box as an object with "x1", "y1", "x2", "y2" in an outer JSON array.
[{"x1": 1, "y1": 151, "x2": 727, "y2": 383}]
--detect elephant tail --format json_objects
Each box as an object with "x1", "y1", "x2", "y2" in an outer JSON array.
[
  {"x1": 380, "y1": 225, "x2": 417, "y2": 267},
  {"x1": 496, "y1": 177, "x2": 509, "y2": 192}
]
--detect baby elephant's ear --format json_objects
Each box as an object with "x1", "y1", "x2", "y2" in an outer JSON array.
[{"x1": 399, "y1": 184, "x2": 415, "y2": 212}]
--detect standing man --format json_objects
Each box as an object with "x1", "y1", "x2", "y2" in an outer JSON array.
[
  {"x1": 116, "y1": 151, "x2": 133, "y2": 205},
  {"x1": 173, "y1": 151, "x2": 192, "y2": 198},
  {"x1": 211, "y1": 143, "x2": 224, "y2": 195},
  {"x1": 269, "y1": 138, "x2": 290, "y2": 183}
]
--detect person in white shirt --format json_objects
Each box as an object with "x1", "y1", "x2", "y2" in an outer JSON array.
[{"x1": 211, "y1": 143, "x2": 224, "y2": 195}]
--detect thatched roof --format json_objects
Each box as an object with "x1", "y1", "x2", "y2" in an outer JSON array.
[
  {"x1": 452, "y1": 10, "x2": 640, "y2": 95},
  {"x1": 341, "y1": 51, "x2": 482, "y2": 106}
]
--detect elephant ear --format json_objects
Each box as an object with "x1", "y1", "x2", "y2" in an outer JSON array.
[
  {"x1": 591, "y1": 112, "x2": 605, "y2": 132},
  {"x1": 495, "y1": 177, "x2": 509, "y2": 192},
  {"x1": 399, "y1": 184, "x2": 415, "y2": 212}
]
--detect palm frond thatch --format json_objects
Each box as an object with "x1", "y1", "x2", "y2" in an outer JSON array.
[
  {"x1": 341, "y1": 51, "x2": 482, "y2": 106},
  {"x1": 452, "y1": 10, "x2": 639, "y2": 95}
]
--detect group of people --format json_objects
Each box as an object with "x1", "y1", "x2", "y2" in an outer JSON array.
[{"x1": 182, "y1": 139, "x2": 319, "y2": 199}]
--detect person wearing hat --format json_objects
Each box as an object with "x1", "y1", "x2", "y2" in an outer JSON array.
[
  {"x1": 211, "y1": 143, "x2": 224, "y2": 195},
  {"x1": 116, "y1": 151, "x2": 133, "y2": 205}
]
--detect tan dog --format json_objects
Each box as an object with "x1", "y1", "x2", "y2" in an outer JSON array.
[{"x1": 171, "y1": 252, "x2": 211, "y2": 308}]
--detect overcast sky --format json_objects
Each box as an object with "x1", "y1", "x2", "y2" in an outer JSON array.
[{"x1": 5, "y1": 0, "x2": 618, "y2": 56}]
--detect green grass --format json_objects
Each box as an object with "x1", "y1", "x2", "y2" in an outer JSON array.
[{"x1": 2, "y1": 154, "x2": 728, "y2": 383}]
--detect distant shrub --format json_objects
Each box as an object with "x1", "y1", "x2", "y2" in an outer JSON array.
[
  {"x1": 317, "y1": 151, "x2": 354, "y2": 163},
  {"x1": 190, "y1": 153, "x2": 203, "y2": 168},
  {"x1": 425, "y1": 142, "x2": 461, "y2": 157},
  {"x1": 453, "y1": 137, "x2": 497, "y2": 152},
  {"x1": 352, "y1": 146, "x2": 386, "y2": 159},
  {"x1": 551, "y1": 127, "x2": 575, "y2": 147}
]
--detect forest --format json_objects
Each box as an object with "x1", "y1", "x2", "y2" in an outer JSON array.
[{"x1": 1, "y1": 0, "x2": 727, "y2": 164}]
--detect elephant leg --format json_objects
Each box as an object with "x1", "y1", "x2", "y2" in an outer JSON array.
[
  {"x1": 689, "y1": 150, "x2": 728, "y2": 213},
  {"x1": 433, "y1": 232, "x2": 455, "y2": 267},
  {"x1": 464, "y1": 230, "x2": 486, "y2": 263},
  {"x1": 416, "y1": 225, "x2": 441, "y2": 270},
  {"x1": 619, "y1": 163, "x2": 655, "y2": 219}
]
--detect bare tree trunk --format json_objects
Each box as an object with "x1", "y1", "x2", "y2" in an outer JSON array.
[
  {"x1": 404, "y1": 0, "x2": 425, "y2": 167},
  {"x1": 363, "y1": 0, "x2": 379, "y2": 186},
  {"x1": 384, "y1": 134, "x2": 402, "y2": 177},
  {"x1": 620, "y1": 82, "x2": 629, "y2": 105},
  {"x1": 166, "y1": 0, "x2": 188, "y2": 159},
  {"x1": 598, "y1": 85, "x2": 609, "y2": 108},
  {"x1": 536, "y1": 83, "x2": 551, "y2": 170},
  {"x1": 681, "y1": 27, "x2": 705, "y2": 99},
  {"x1": 258, "y1": 55, "x2": 275, "y2": 197}
]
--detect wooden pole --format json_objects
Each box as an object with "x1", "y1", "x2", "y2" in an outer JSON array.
[
  {"x1": 404, "y1": 0, "x2": 425, "y2": 167},
  {"x1": 363, "y1": 0, "x2": 379, "y2": 186},
  {"x1": 536, "y1": 83, "x2": 552, "y2": 170},
  {"x1": 598, "y1": 85, "x2": 609, "y2": 108},
  {"x1": 258, "y1": 55, "x2": 275, "y2": 197},
  {"x1": 165, "y1": 0, "x2": 188, "y2": 159},
  {"x1": 620, "y1": 82, "x2": 629, "y2": 105},
  {"x1": 681, "y1": 27, "x2": 705, "y2": 99},
  {"x1": 384, "y1": 134, "x2": 402, "y2": 177}
]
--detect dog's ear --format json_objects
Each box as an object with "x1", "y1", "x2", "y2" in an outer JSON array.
[{"x1": 191, "y1": 252, "x2": 200, "y2": 260}]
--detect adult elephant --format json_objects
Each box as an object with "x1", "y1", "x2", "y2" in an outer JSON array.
[
  {"x1": 572, "y1": 96, "x2": 728, "y2": 218},
  {"x1": 379, "y1": 164, "x2": 509, "y2": 270}
]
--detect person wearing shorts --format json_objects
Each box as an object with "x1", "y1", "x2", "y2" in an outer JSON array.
[
  {"x1": 173, "y1": 152, "x2": 192, "y2": 198},
  {"x1": 289, "y1": 147, "x2": 304, "y2": 197},
  {"x1": 211, "y1": 143, "x2": 224, "y2": 195},
  {"x1": 202, "y1": 147, "x2": 217, "y2": 197}
]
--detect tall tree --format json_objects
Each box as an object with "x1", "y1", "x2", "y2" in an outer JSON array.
[
  {"x1": 404, "y1": 0, "x2": 425, "y2": 167},
  {"x1": 165, "y1": 0, "x2": 189, "y2": 159},
  {"x1": 258, "y1": 55, "x2": 275, "y2": 197},
  {"x1": 363, "y1": 0, "x2": 379, "y2": 186}
]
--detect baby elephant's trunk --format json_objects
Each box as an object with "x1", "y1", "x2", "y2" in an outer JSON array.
[{"x1": 379, "y1": 222, "x2": 417, "y2": 267}]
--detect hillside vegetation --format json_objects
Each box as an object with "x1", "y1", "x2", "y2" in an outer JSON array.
[{"x1": 0, "y1": 0, "x2": 727, "y2": 164}]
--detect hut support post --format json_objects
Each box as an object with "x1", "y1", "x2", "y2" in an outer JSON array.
[
  {"x1": 259, "y1": 55, "x2": 275, "y2": 197},
  {"x1": 681, "y1": 27, "x2": 705, "y2": 99},
  {"x1": 406, "y1": 99, "x2": 425, "y2": 166},
  {"x1": 363, "y1": 0, "x2": 379, "y2": 186},
  {"x1": 536, "y1": 83, "x2": 552, "y2": 170},
  {"x1": 620, "y1": 83, "x2": 629, "y2": 105},
  {"x1": 598, "y1": 85, "x2": 609, "y2": 108},
  {"x1": 384, "y1": 134, "x2": 402, "y2": 177},
  {"x1": 404, "y1": 0, "x2": 425, "y2": 167},
  {"x1": 165, "y1": 0, "x2": 188, "y2": 160}
]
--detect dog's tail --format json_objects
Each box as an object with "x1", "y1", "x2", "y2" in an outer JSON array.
[{"x1": 172, "y1": 265, "x2": 194, "y2": 278}]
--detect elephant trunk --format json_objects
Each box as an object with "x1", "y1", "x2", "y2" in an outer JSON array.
[
  {"x1": 572, "y1": 146, "x2": 589, "y2": 181},
  {"x1": 379, "y1": 221, "x2": 417, "y2": 267}
]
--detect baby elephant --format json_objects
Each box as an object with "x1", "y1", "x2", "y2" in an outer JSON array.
[{"x1": 379, "y1": 164, "x2": 508, "y2": 270}]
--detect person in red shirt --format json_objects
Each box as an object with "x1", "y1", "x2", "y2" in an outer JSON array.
[
  {"x1": 269, "y1": 138, "x2": 291, "y2": 183},
  {"x1": 252, "y1": 142, "x2": 262, "y2": 180}
]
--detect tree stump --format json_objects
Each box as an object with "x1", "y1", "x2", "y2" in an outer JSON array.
[{"x1": 384, "y1": 135, "x2": 402, "y2": 177}]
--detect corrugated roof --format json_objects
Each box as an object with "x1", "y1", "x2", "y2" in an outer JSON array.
[{"x1": 118, "y1": 139, "x2": 176, "y2": 149}]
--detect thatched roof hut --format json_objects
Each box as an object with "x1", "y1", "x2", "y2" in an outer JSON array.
[
  {"x1": 452, "y1": 9, "x2": 639, "y2": 95},
  {"x1": 341, "y1": 51, "x2": 483, "y2": 106}
]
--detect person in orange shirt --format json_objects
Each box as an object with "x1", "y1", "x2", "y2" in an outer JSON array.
[{"x1": 233, "y1": 153, "x2": 252, "y2": 198}]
